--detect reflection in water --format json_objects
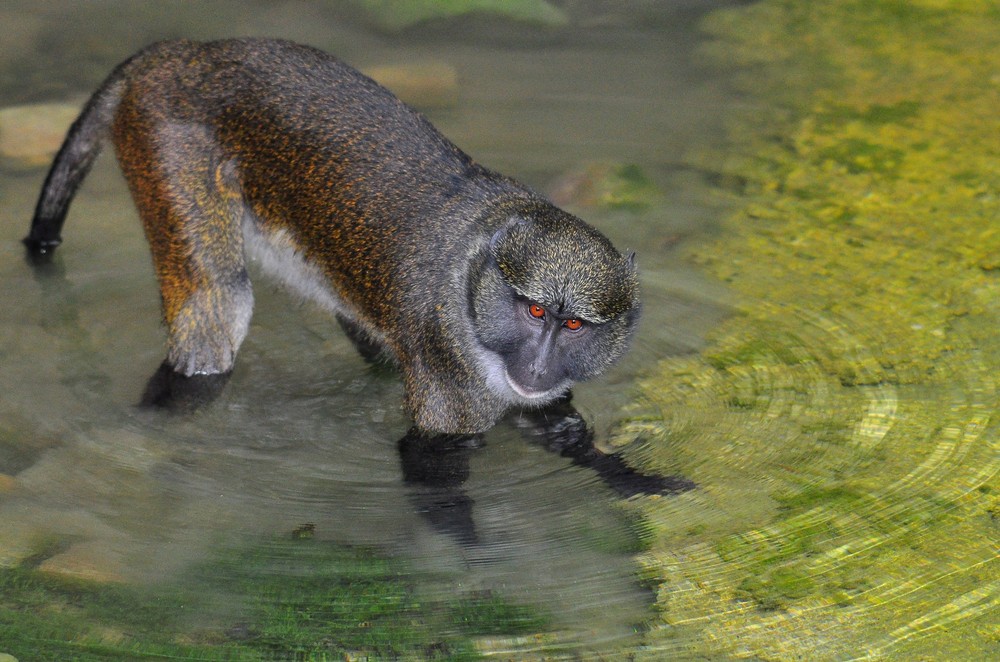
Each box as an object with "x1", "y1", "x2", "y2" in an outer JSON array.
[{"x1": 400, "y1": 397, "x2": 695, "y2": 547}]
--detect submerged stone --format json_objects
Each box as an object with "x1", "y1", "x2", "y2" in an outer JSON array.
[
  {"x1": 353, "y1": 0, "x2": 568, "y2": 32},
  {"x1": 363, "y1": 61, "x2": 459, "y2": 109},
  {"x1": 0, "y1": 101, "x2": 80, "y2": 171},
  {"x1": 0, "y1": 474, "x2": 16, "y2": 494},
  {"x1": 37, "y1": 540, "x2": 128, "y2": 583},
  {"x1": 548, "y1": 161, "x2": 663, "y2": 212}
]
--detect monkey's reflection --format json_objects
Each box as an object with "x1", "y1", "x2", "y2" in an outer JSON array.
[
  {"x1": 399, "y1": 394, "x2": 694, "y2": 546},
  {"x1": 398, "y1": 431, "x2": 481, "y2": 545}
]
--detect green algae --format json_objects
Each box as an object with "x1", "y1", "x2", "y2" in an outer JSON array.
[
  {"x1": 0, "y1": 537, "x2": 548, "y2": 660},
  {"x1": 615, "y1": 1, "x2": 1000, "y2": 659},
  {"x1": 550, "y1": 161, "x2": 665, "y2": 213},
  {"x1": 353, "y1": 0, "x2": 568, "y2": 32}
]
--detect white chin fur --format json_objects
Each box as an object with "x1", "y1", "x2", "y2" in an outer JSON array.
[{"x1": 504, "y1": 370, "x2": 564, "y2": 403}]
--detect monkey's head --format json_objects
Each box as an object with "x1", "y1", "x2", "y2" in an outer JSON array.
[{"x1": 470, "y1": 206, "x2": 640, "y2": 405}]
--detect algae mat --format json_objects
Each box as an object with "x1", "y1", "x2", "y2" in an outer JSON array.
[{"x1": 617, "y1": 1, "x2": 1000, "y2": 659}]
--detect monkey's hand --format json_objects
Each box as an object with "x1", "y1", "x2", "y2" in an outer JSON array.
[{"x1": 518, "y1": 400, "x2": 695, "y2": 498}]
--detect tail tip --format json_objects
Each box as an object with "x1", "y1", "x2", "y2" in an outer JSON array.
[{"x1": 23, "y1": 233, "x2": 62, "y2": 265}]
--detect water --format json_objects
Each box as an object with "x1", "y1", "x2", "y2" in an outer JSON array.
[
  {"x1": 5, "y1": 1, "x2": 995, "y2": 660},
  {"x1": 614, "y1": 3, "x2": 1000, "y2": 659},
  {"x1": 0, "y1": 0, "x2": 738, "y2": 657}
]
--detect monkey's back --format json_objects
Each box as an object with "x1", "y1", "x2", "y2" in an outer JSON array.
[{"x1": 115, "y1": 38, "x2": 521, "y2": 335}]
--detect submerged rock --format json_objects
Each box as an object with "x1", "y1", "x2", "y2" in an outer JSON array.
[
  {"x1": 0, "y1": 9, "x2": 43, "y2": 65},
  {"x1": 353, "y1": 0, "x2": 568, "y2": 32},
  {"x1": 0, "y1": 520, "x2": 41, "y2": 569},
  {"x1": 0, "y1": 474, "x2": 16, "y2": 495},
  {"x1": 37, "y1": 540, "x2": 128, "y2": 583},
  {"x1": 363, "y1": 61, "x2": 459, "y2": 109},
  {"x1": 0, "y1": 101, "x2": 79, "y2": 171},
  {"x1": 548, "y1": 161, "x2": 663, "y2": 212}
]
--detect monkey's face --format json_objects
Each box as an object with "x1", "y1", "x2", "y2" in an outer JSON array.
[{"x1": 470, "y1": 211, "x2": 640, "y2": 405}]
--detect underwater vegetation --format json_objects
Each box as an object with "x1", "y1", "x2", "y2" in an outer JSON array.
[
  {"x1": 616, "y1": 1, "x2": 1000, "y2": 659},
  {"x1": 0, "y1": 536, "x2": 547, "y2": 660},
  {"x1": 353, "y1": 0, "x2": 567, "y2": 32}
]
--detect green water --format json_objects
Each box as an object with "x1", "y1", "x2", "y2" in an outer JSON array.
[{"x1": 615, "y1": 1, "x2": 1000, "y2": 659}]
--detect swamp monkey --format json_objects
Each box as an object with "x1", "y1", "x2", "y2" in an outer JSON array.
[{"x1": 25, "y1": 39, "x2": 686, "y2": 513}]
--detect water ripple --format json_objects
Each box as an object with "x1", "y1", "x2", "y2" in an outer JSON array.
[{"x1": 616, "y1": 296, "x2": 999, "y2": 660}]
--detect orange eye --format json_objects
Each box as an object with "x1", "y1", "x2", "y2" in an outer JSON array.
[
  {"x1": 563, "y1": 318, "x2": 583, "y2": 331},
  {"x1": 528, "y1": 304, "x2": 546, "y2": 318}
]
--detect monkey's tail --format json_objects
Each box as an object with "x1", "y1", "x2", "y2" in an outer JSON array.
[{"x1": 23, "y1": 60, "x2": 133, "y2": 260}]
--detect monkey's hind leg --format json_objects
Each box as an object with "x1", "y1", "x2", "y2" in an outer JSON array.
[{"x1": 114, "y1": 117, "x2": 252, "y2": 409}]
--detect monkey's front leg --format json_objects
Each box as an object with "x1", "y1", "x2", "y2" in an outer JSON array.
[
  {"x1": 518, "y1": 395, "x2": 695, "y2": 497},
  {"x1": 397, "y1": 428, "x2": 483, "y2": 545}
]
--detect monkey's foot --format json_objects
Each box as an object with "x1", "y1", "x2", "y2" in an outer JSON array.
[
  {"x1": 140, "y1": 361, "x2": 230, "y2": 412},
  {"x1": 23, "y1": 234, "x2": 61, "y2": 265}
]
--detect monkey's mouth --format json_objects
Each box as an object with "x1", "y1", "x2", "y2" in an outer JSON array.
[{"x1": 504, "y1": 370, "x2": 560, "y2": 401}]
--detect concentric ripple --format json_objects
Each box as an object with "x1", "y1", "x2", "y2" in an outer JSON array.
[{"x1": 615, "y1": 301, "x2": 998, "y2": 660}]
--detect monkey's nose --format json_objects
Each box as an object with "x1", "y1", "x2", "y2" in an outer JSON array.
[{"x1": 528, "y1": 361, "x2": 546, "y2": 377}]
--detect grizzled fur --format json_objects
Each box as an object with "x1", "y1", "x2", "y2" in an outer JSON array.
[
  {"x1": 25, "y1": 38, "x2": 640, "y2": 434},
  {"x1": 489, "y1": 206, "x2": 639, "y2": 323}
]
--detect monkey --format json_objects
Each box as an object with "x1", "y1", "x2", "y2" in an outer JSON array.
[{"x1": 24, "y1": 39, "x2": 688, "y2": 516}]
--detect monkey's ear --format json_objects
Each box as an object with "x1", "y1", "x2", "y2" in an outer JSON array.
[
  {"x1": 626, "y1": 251, "x2": 637, "y2": 267},
  {"x1": 488, "y1": 217, "x2": 529, "y2": 254},
  {"x1": 488, "y1": 226, "x2": 506, "y2": 253}
]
